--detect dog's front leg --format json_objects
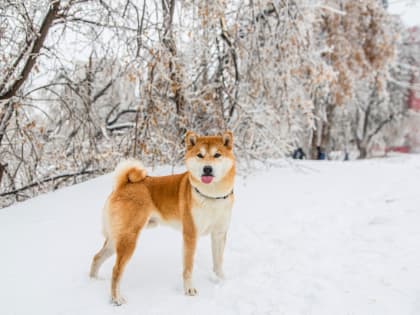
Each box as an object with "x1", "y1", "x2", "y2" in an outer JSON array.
[
  {"x1": 182, "y1": 228, "x2": 198, "y2": 296},
  {"x1": 211, "y1": 231, "x2": 227, "y2": 279}
]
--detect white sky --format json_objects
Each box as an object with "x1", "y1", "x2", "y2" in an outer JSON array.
[{"x1": 389, "y1": 0, "x2": 420, "y2": 26}]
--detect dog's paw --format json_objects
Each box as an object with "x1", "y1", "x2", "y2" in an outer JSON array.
[
  {"x1": 210, "y1": 271, "x2": 226, "y2": 284},
  {"x1": 184, "y1": 278, "x2": 198, "y2": 296},
  {"x1": 111, "y1": 295, "x2": 127, "y2": 306},
  {"x1": 214, "y1": 269, "x2": 225, "y2": 280},
  {"x1": 89, "y1": 269, "x2": 98, "y2": 279},
  {"x1": 184, "y1": 286, "x2": 198, "y2": 296},
  {"x1": 89, "y1": 274, "x2": 105, "y2": 281}
]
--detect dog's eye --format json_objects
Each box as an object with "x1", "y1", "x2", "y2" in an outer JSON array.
[
  {"x1": 214, "y1": 153, "x2": 221, "y2": 158},
  {"x1": 197, "y1": 153, "x2": 204, "y2": 158}
]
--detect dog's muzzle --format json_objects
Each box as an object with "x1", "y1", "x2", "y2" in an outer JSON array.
[{"x1": 201, "y1": 165, "x2": 214, "y2": 184}]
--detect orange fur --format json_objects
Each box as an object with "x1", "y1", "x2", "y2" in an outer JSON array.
[
  {"x1": 90, "y1": 131, "x2": 236, "y2": 305},
  {"x1": 113, "y1": 159, "x2": 147, "y2": 190}
]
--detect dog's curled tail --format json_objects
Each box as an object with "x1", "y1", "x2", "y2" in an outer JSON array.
[{"x1": 114, "y1": 159, "x2": 147, "y2": 190}]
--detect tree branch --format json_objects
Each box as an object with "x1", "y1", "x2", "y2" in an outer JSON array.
[
  {"x1": 0, "y1": 168, "x2": 106, "y2": 198},
  {"x1": 219, "y1": 15, "x2": 240, "y2": 121},
  {"x1": 0, "y1": 1, "x2": 60, "y2": 146},
  {"x1": 0, "y1": 0, "x2": 60, "y2": 100}
]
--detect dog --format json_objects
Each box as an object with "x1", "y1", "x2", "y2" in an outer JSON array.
[{"x1": 89, "y1": 131, "x2": 235, "y2": 305}]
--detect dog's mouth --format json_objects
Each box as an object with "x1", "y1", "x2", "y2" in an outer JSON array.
[{"x1": 201, "y1": 175, "x2": 214, "y2": 184}]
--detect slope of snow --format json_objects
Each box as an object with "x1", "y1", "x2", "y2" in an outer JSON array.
[{"x1": 1, "y1": 155, "x2": 420, "y2": 315}]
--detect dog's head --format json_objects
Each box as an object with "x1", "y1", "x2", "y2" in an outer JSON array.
[{"x1": 185, "y1": 131, "x2": 235, "y2": 185}]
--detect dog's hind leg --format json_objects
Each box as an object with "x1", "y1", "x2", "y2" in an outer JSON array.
[
  {"x1": 110, "y1": 210, "x2": 149, "y2": 306},
  {"x1": 110, "y1": 231, "x2": 140, "y2": 305},
  {"x1": 90, "y1": 238, "x2": 114, "y2": 278}
]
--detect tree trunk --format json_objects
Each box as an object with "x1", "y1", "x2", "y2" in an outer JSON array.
[
  {"x1": 320, "y1": 104, "x2": 334, "y2": 155},
  {"x1": 161, "y1": 0, "x2": 185, "y2": 134},
  {"x1": 320, "y1": 121, "x2": 331, "y2": 155},
  {"x1": 310, "y1": 129, "x2": 319, "y2": 160},
  {"x1": 0, "y1": 163, "x2": 5, "y2": 186},
  {"x1": 309, "y1": 103, "x2": 334, "y2": 159},
  {"x1": 359, "y1": 146, "x2": 368, "y2": 159},
  {"x1": 0, "y1": 0, "x2": 60, "y2": 145}
]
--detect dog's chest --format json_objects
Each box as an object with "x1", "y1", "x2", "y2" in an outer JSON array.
[{"x1": 192, "y1": 198, "x2": 232, "y2": 236}]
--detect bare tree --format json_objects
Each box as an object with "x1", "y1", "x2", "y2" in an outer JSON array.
[{"x1": 0, "y1": 0, "x2": 407, "y2": 207}]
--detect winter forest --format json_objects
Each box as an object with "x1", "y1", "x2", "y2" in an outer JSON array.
[{"x1": 1, "y1": 0, "x2": 419, "y2": 208}]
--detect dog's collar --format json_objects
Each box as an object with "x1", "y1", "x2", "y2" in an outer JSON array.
[{"x1": 193, "y1": 186, "x2": 234, "y2": 200}]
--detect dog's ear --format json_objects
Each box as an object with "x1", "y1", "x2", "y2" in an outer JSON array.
[
  {"x1": 186, "y1": 131, "x2": 197, "y2": 149},
  {"x1": 222, "y1": 131, "x2": 233, "y2": 149}
]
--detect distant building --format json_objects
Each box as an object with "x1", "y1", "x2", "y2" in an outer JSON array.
[
  {"x1": 383, "y1": 26, "x2": 420, "y2": 154},
  {"x1": 408, "y1": 28, "x2": 420, "y2": 111},
  {"x1": 407, "y1": 26, "x2": 420, "y2": 152}
]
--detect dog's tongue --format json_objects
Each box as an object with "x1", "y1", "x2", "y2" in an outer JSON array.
[{"x1": 201, "y1": 176, "x2": 213, "y2": 184}]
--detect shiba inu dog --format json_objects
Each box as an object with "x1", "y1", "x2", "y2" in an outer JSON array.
[{"x1": 89, "y1": 131, "x2": 235, "y2": 305}]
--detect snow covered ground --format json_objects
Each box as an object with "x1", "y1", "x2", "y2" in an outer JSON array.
[{"x1": 1, "y1": 154, "x2": 420, "y2": 315}]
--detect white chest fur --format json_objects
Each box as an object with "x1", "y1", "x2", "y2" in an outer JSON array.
[{"x1": 191, "y1": 194, "x2": 233, "y2": 236}]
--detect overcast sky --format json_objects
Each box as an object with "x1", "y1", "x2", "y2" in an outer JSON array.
[{"x1": 389, "y1": 0, "x2": 420, "y2": 26}]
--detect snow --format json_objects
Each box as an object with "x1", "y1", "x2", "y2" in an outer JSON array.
[
  {"x1": 389, "y1": 1, "x2": 420, "y2": 27},
  {"x1": 1, "y1": 155, "x2": 420, "y2": 315}
]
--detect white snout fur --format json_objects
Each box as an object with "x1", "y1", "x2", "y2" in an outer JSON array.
[{"x1": 186, "y1": 156, "x2": 233, "y2": 183}]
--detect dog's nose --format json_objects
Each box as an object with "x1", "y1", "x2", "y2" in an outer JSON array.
[{"x1": 203, "y1": 166, "x2": 213, "y2": 175}]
